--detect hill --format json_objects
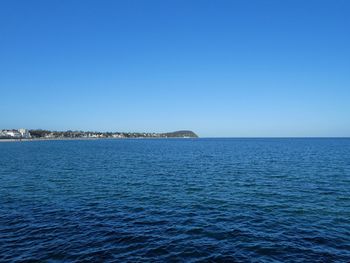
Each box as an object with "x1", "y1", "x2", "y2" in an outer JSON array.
[{"x1": 162, "y1": 130, "x2": 198, "y2": 138}]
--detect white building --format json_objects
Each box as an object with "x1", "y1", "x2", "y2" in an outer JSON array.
[
  {"x1": 5, "y1": 130, "x2": 21, "y2": 138},
  {"x1": 0, "y1": 129, "x2": 31, "y2": 139},
  {"x1": 18, "y1": 128, "x2": 31, "y2": 138}
]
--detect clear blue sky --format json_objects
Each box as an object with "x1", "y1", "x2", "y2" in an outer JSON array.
[{"x1": 1, "y1": 0, "x2": 349, "y2": 137}]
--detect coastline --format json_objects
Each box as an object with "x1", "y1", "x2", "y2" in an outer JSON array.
[
  {"x1": 0, "y1": 138, "x2": 100, "y2": 142},
  {"x1": 0, "y1": 137, "x2": 196, "y2": 142}
]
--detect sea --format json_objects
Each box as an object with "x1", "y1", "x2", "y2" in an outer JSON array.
[{"x1": 0, "y1": 138, "x2": 349, "y2": 262}]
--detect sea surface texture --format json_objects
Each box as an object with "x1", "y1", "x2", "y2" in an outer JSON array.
[{"x1": 1, "y1": 138, "x2": 350, "y2": 262}]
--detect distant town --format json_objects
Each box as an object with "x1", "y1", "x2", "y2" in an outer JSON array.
[{"x1": 0, "y1": 129, "x2": 198, "y2": 140}]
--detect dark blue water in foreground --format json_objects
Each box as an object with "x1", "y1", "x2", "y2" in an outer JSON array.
[{"x1": 1, "y1": 138, "x2": 350, "y2": 262}]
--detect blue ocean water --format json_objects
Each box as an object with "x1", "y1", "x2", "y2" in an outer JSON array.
[{"x1": 0, "y1": 138, "x2": 350, "y2": 262}]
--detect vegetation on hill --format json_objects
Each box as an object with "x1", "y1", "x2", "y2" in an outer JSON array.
[
  {"x1": 163, "y1": 130, "x2": 198, "y2": 138},
  {"x1": 27, "y1": 129, "x2": 198, "y2": 139}
]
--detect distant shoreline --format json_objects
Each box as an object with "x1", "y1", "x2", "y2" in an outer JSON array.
[
  {"x1": 0, "y1": 129, "x2": 198, "y2": 141},
  {"x1": 0, "y1": 137, "x2": 197, "y2": 143},
  {"x1": 1, "y1": 137, "x2": 350, "y2": 143},
  {"x1": 0, "y1": 138, "x2": 99, "y2": 142}
]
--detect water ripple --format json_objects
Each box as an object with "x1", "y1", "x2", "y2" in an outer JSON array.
[{"x1": 1, "y1": 138, "x2": 350, "y2": 262}]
